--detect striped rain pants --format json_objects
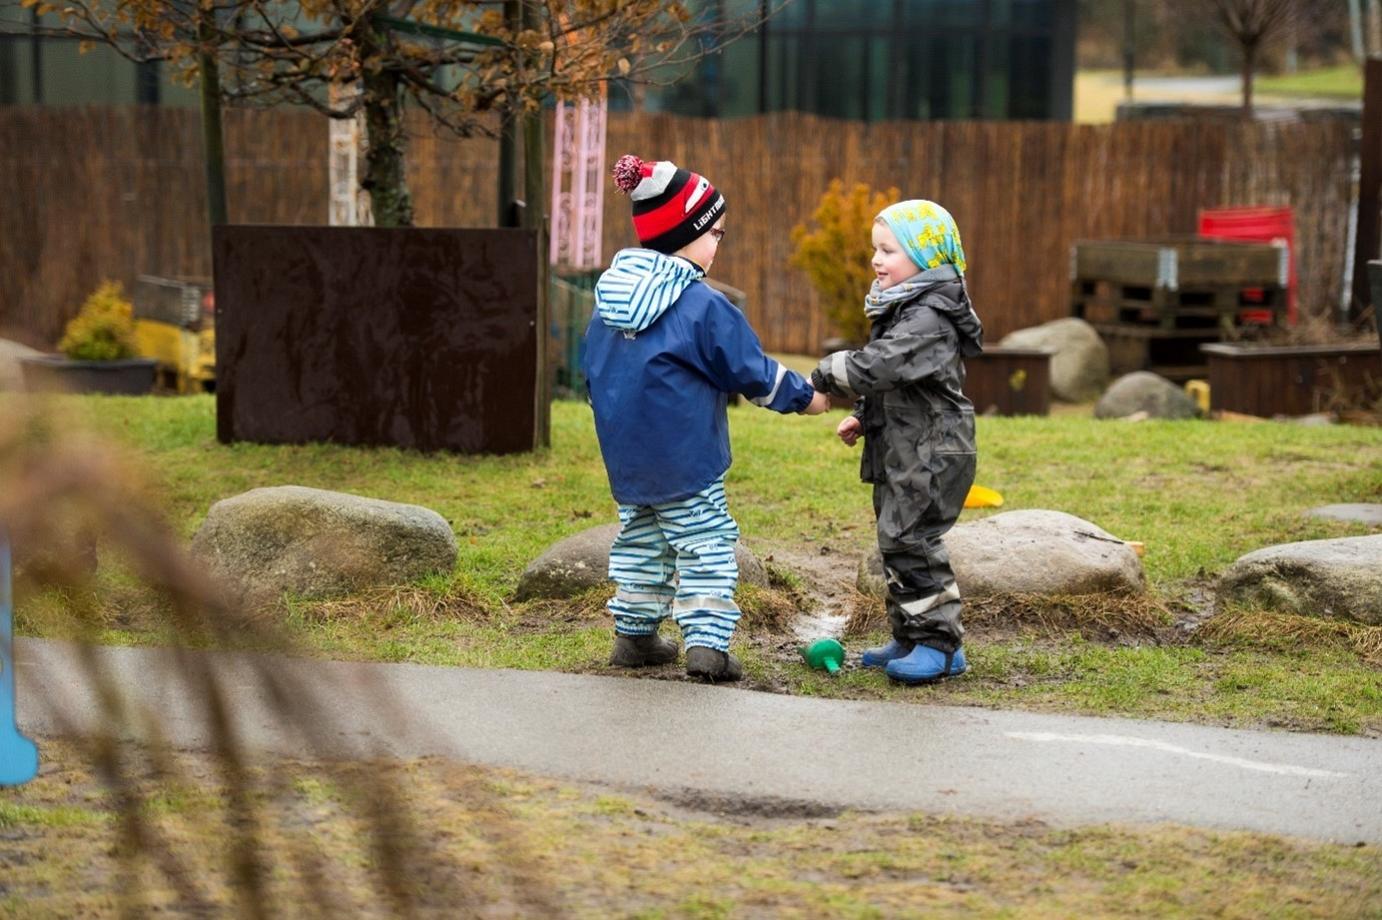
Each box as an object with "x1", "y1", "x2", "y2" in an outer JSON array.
[{"x1": 607, "y1": 476, "x2": 741, "y2": 652}]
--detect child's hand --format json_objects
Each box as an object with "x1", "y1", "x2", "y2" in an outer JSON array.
[
  {"x1": 836, "y1": 416, "x2": 862, "y2": 446},
  {"x1": 803, "y1": 390, "x2": 831, "y2": 416}
]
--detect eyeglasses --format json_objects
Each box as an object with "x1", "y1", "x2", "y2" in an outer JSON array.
[{"x1": 709, "y1": 227, "x2": 726, "y2": 242}]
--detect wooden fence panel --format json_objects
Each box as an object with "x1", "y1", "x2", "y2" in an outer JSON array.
[{"x1": 0, "y1": 107, "x2": 1354, "y2": 356}]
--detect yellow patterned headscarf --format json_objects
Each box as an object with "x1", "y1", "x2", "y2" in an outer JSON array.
[{"x1": 878, "y1": 200, "x2": 967, "y2": 275}]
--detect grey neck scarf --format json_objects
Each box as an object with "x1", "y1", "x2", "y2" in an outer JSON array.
[{"x1": 864, "y1": 264, "x2": 962, "y2": 320}]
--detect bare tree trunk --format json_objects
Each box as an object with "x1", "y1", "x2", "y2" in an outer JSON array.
[
  {"x1": 1369, "y1": 0, "x2": 1382, "y2": 55},
  {"x1": 197, "y1": 0, "x2": 227, "y2": 229},
  {"x1": 358, "y1": 18, "x2": 414, "y2": 228},
  {"x1": 1241, "y1": 39, "x2": 1256, "y2": 117}
]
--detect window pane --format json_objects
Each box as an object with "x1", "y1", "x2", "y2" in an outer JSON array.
[
  {"x1": 769, "y1": 0, "x2": 809, "y2": 28},
  {"x1": 904, "y1": 33, "x2": 977, "y2": 119},
  {"x1": 651, "y1": 60, "x2": 719, "y2": 116},
  {"x1": 867, "y1": 36, "x2": 890, "y2": 121},
  {"x1": 720, "y1": 36, "x2": 761, "y2": 115},
  {"x1": 992, "y1": 0, "x2": 1053, "y2": 29},
  {"x1": 41, "y1": 40, "x2": 137, "y2": 105},
  {"x1": 810, "y1": 35, "x2": 864, "y2": 119},
  {"x1": 815, "y1": 0, "x2": 879, "y2": 29},
  {"x1": 902, "y1": 0, "x2": 983, "y2": 28},
  {"x1": 765, "y1": 33, "x2": 799, "y2": 110},
  {"x1": 1005, "y1": 33, "x2": 1050, "y2": 117}
]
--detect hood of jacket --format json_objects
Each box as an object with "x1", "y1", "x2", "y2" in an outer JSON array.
[{"x1": 594, "y1": 248, "x2": 703, "y2": 334}]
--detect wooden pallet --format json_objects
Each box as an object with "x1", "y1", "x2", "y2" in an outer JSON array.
[
  {"x1": 1072, "y1": 280, "x2": 1285, "y2": 332},
  {"x1": 1071, "y1": 237, "x2": 1288, "y2": 333}
]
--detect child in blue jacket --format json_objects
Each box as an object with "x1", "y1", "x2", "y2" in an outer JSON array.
[{"x1": 583, "y1": 155, "x2": 830, "y2": 682}]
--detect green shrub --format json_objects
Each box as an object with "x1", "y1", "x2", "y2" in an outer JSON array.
[
  {"x1": 58, "y1": 281, "x2": 138, "y2": 361},
  {"x1": 790, "y1": 179, "x2": 899, "y2": 345}
]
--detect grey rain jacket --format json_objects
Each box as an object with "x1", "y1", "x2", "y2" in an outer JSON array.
[{"x1": 811, "y1": 273, "x2": 983, "y2": 518}]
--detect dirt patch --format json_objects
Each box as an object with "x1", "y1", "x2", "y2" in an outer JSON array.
[
  {"x1": 512, "y1": 585, "x2": 614, "y2": 632},
  {"x1": 652, "y1": 788, "x2": 845, "y2": 821},
  {"x1": 758, "y1": 542, "x2": 863, "y2": 640}
]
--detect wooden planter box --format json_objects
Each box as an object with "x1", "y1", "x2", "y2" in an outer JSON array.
[
  {"x1": 19, "y1": 356, "x2": 157, "y2": 395},
  {"x1": 1200, "y1": 343, "x2": 1382, "y2": 417},
  {"x1": 213, "y1": 226, "x2": 540, "y2": 454},
  {"x1": 965, "y1": 347, "x2": 1053, "y2": 416}
]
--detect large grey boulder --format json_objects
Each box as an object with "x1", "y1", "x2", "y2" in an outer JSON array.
[
  {"x1": 858, "y1": 509, "x2": 1145, "y2": 599},
  {"x1": 515, "y1": 523, "x2": 769, "y2": 601},
  {"x1": 1095, "y1": 371, "x2": 1200, "y2": 420},
  {"x1": 1217, "y1": 535, "x2": 1382, "y2": 625},
  {"x1": 1000, "y1": 318, "x2": 1110, "y2": 402},
  {"x1": 0, "y1": 338, "x2": 41, "y2": 392},
  {"x1": 191, "y1": 486, "x2": 458, "y2": 606}
]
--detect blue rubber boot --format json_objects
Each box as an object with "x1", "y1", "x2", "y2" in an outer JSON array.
[
  {"x1": 885, "y1": 644, "x2": 967, "y2": 685},
  {"x1": 860, "y1": 639, "x2": 914, "y2": 669}
]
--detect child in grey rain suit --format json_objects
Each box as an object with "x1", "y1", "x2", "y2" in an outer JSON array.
[{"x1": 811, "y1": 199, "x2": 982, "y2": 684}]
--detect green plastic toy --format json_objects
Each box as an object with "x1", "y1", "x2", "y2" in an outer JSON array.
[{"x1": 800, "y1": 638, "x2": 845, "y2": 674}]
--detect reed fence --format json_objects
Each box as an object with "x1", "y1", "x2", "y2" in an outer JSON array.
[{"x1": 0, "y1": 107, "x2": 1353, "y2": 355}]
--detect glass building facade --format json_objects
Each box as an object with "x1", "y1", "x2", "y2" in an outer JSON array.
[
  {"x1": 0, "y1": 8, "x2": 199, "y2": 106},
  {"x1": 640, "y1": 0, "x2": 1076, "y2": 121},
  {"x1": 1, "y1": 0, "x2": 1074, "y2": 120}
]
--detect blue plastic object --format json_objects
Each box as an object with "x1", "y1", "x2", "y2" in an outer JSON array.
[
  {"x1": 859, "y1": 638, "x2": 915, "y2": 669},
  {"x1": 1, "y1": 531, "x2": 40, "y2": 786},
  {"x1": 885, "y1": 644, "x2": 968, "y2": 685}
]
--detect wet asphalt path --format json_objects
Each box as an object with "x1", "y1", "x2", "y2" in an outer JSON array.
[{"x1": 15, "y1": 638, "x2": 1381, "y2": 843}]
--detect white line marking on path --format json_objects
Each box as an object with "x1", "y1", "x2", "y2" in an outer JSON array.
[{"x1": 1005, "y1": 732, "x2": 1350, "y2": 778}]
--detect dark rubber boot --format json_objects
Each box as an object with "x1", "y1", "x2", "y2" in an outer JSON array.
[
  {"x1": 609, "y1": 633, "x2": 680, "y2": 668},
  {"x1": 685, "y1": 646, "x2": 743, "y2": 683}
]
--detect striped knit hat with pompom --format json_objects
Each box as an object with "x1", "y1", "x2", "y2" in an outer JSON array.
[{"x1": 612, "y1": 154, "x2": 725, "y2": 255}]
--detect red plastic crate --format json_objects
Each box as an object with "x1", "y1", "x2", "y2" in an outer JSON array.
[{"x1": 1197, "y1": 206, "x2": 1295, "y2": 325}]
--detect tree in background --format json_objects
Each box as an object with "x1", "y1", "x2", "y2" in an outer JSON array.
[
  {"x1": 1077, "y1": 0, "x2": 1348, "y2": 74},
  {"x1": 18, "y1": 0, "x2": 776, "y2": 227},
  {"x1": 790, "y1": 180, "x2": 901, "y2": 347},
  {"x1": 1203, "y1": 0, "x2": 1322, "y2": 114}
]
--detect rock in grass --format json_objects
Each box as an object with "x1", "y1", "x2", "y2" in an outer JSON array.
[
  {"x1": 1095, "y1": 371, "x2": 1200, "y2": 420},
  {"x1": 1217, "y1": 535, "x2": 1382, "y2": 625},
  {"x1": 191, "y1": 486, "x2": 457, "y2": 607},
  {"x1": 999, "y1": 318, "x2": 1110, "y2": 403},
  {"x1": 857, "y1": 509, "x2": 1145, "y2": 599},
  {"x1": 515, "y1": 523, "x2": 769, "y2": 601}
]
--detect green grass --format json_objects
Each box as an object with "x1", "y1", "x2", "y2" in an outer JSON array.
[
  {"x1": 17, "y1": 394, "x2": 1380, "y2": 591},
  {"x1": 0, "y1": 800, "x2": 108, "y2": 829},
  {"x1": 781, "y1": 633, "x2": 1382, "y2": 735},
  {"x1": 1257, "y1": 64, "x2": 1364, "y2": 100},
  {"x1": 7, "y1": 392, "x2": 1382, "y2": 733}
]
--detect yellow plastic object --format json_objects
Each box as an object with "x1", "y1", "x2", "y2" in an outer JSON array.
[
  {"x1": 133, "y1": 319, "x2": 215, "y2": 393},
  {"x1": 1185, "y1": 379, "x2": 1210, "y2": 414},
  {"x1": 964, "y1": 485, "x2": 1004, "y2": 509}
]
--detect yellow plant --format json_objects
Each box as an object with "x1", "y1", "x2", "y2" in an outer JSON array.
[
  {"x1": 790, "y1": 179, "x2": 900, "y2": 345},
  {"x1": 58, "y1": 280, "x2": 138, "y2": 361}
]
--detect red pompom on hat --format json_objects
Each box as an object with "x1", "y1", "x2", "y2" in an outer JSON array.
[{"x1": 611, "y1": 154, "x2": 725, "y2": 255}]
